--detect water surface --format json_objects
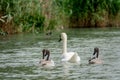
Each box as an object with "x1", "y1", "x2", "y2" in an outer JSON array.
[{"x1": 0, "y1": 28, "x2": 120, "y2": 80}]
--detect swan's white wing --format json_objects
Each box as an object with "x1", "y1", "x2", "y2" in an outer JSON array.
[
  {"x1": 62, "y1": 52, "x2": 80, "y2": 63},
  {"x1": 69, "y1": 52, "x2": 80, "y2": 63},
  {"x1": 61, "y1": 52, "x2": 74, "y2": 61}
]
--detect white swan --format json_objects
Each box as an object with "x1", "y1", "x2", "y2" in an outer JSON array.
[
  {"x1": 89, "y1": 47, "x2": 103, "y2": 64},
  {"x1": 39, "y1": 49, "x2": 55, "y2": 67},
  {"x1": 59, "y1": 33, "x2": 80, "y2": 63}
]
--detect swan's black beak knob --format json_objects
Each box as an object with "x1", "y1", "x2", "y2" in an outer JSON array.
[
  {"x1": 58, "y1": 38, "x2": 62, "y2": 42},
  {"x1": 58, "y1": 35, "x2": 62, "y2": 42}
]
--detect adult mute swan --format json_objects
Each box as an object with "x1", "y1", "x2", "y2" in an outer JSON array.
[
  {"x1": 89, "y1": 47, "x2": 103, "y2": 64},
  {"x1": 59, "y1": 33, "x2": 80, "y2": 63},
  {"x1": 39, "y1": 49, "x2": 55, "y2": 67}
]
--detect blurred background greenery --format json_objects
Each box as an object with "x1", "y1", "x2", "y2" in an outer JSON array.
[{"x1": 0, "y1": 0, "x2": 120, "y2": 34}]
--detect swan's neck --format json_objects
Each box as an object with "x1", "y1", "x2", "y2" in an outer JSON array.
[{"x1": 63, "y1": 36, "x2": 67, "y2": 54}]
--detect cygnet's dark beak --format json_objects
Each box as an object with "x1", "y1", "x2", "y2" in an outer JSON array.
[{"x1": 58, "y1": 35, "x2": 62, "y2": 42}]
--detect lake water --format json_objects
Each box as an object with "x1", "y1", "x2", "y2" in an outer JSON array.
[{"x1": 0, "y1": 28, "x2": 120, "y2": 80}]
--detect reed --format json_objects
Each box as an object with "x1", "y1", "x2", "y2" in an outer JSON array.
[
  {"x1": 0, "y1": 0, "x2": 45, "y2": 34},
  {"x1": 0, "y1": 0, "x2": 120, "y2": 34},
  {"x1": 55, "y1": 0, "x2": 120, "y2": 27}
]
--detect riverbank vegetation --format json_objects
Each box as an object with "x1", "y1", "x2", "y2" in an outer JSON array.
[{"x1": 0, "y1": 0, "x2": 120, "y2": 35}]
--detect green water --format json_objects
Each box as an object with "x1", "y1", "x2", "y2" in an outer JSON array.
[{"x1": 0, "y1": 28, "x2": 120, "y2": 80}]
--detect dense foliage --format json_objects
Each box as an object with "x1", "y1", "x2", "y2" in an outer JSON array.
[
  {"x1": 0, "y1": 0, "x2": 120, "y2": 34},
  {"x1": 55, "y1": 0, "x2": 120, "y2": 27}
]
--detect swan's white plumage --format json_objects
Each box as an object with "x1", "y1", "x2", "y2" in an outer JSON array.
[
  {"x1": 60, "y1": 33, "x2": 80, "y2": 63},
  {"x1": 61, "y1": 52, "x2": 80, "y2": 63}
]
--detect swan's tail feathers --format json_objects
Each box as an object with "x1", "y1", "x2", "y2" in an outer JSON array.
[
  {"x1": 62, "y1": 53, "x2": 74, "y2": 61},
  {"x1": 68, "y1": 52, "x2": 80, "y2": 63}
]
